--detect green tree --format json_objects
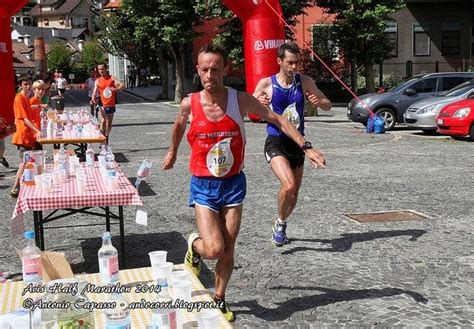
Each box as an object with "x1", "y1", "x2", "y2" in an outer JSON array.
[
  {"x1": 97, "y1": 0, "x2": 204, "y2": 102},
  {"x1": 315, "y1": 0, "x2": 405, "y2": 92},
  {"x1": 197, "y1": 0, "x2": 316, "y2": 69},
  {"x1": 47, "y1": 41, "x2": 74, "y2": 75},
  {"x1": 80, "y1": 39, "x2": 107, "y2": 72}
]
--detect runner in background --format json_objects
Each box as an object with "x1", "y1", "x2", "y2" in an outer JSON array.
[
  {"x1": 253, "y1": 41, "x2": 331, "y2": 247},
  {"x1": 91, "y1": 63, "x2": 124, "y2": 144}
]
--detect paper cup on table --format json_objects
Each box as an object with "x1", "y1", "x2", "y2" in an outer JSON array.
[
  {"x1": 34, "y1": 175, "x2": 42, "y2": 189},
  {"x1": 149, "y1": 250, "x2": 167, "y2": 265},
  {"x1": 171, "y1": 279, "x2": 192, "y2": 303},
  {"x1": 197, "y1": 309, "x2": 220, "y2": 328},
  {"x1": 52, "y1": 171, "x2": 61, "y2": 185},
  {"x1": 150, "y1": 260, "x2": 172, "y2": 282},
  {"x1": 59, "y1": 169, "x2": 67, "y2": 183},
  {"x1": 170, "y1": 269, "x2": 192, "y2": 286},
  {"x1": 42, "y1": 174, "x2": 52, "y2": 193}
]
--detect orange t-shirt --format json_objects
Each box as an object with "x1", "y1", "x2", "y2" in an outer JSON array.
[
  {"x1": 97, "y1": 76, "x2": 116, "y2": 107},
  {"x1": 12, "y1": 92, "x2": 37, "y2": 147},
  {"x1": 29, "y1": 96, "x2": 42, "y2": 130}
]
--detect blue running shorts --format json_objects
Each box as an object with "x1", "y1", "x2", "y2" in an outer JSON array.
[
  {"x1": 189, "y1": 172, "x2": 246, "y2": 212},
  {"x1": 103, "y1": 106, "x2": 116, "y2": 114}
]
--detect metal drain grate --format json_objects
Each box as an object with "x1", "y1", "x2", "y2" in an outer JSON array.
[{"x1": 344, "y1": 210, "x2": 429, "y2": 223}]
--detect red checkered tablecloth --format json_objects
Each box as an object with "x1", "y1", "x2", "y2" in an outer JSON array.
[{"x1": 11, "y1": 162, "x2": 143, "y2": 234}]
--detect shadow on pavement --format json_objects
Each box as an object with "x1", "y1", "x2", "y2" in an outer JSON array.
[
  {"x1": 114, "y1": 122, "x2": 176, "y2": 127},
  {"x1": 72, "y1": 232, "x2": 214, "y2": 288},
  {"x1": 282, "y1": 229, "x2": 427, "y2": 254},
  {"x1": 113, "y1": 152, "x2": 129, "y2": 163},
  {"x1": 128, "y1": 178, "x2": 156, "y2": 197},
  {"x1": 235, "y1": 286, "x2": 428, "y2": 321}
]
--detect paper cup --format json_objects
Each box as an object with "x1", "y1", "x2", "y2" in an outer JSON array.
[
  {"x1": 151, "y1": 261, "x2": 173, "y2": 281},
  {"x1": 170, "y1": 270, "x2": 192, "y2": 286},
  {"x1": 52, "y1": 171, "x2": 61, "y2": 185},
  {"x1": 197, "y1": 309, "x2": 220, "y2": 328},
  {"x1": 34, "y1": 175, "x2": 42, "y2": 188},
  {"x1": 171, "y1": 279, "x2": 192, "y2": 303},
  {"x1": 148, "y1": 250, "x2": 167, "y2": 265},
  {"x1": 41, "y1": 174, "x2": 52, "y2": 193},
  {"x1": 59, "y1": 169, "x2": 67, "y2": 183}
]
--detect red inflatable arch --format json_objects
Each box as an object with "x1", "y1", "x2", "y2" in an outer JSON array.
[
  {"x1": 1, "y1": 0, "x2": 284, "y2": 123},
  {"x1": 0, "y1": 0, "x2": 28, "y2": 124},
  {"x1": 223, "y1": 0, "x2": 285, "y2": 122}
]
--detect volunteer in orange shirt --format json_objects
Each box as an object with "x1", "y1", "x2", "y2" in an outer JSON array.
[
  {"x1": 10, "y1": 75, "x2": 42, "y2": 198},
  {"x1": 91, "y1": 63, "x2": 124, "y2": 144}
]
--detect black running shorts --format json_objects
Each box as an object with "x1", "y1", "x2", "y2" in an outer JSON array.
[{"x1": 264, "y1": 135, "x2": 305, "y2": 169}]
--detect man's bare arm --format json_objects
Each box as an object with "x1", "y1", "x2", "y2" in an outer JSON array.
[
  {"x1": 239, "y1": 92, "x2": 326, "y2": 168},
  {"x1": 253, "y1": 78, "x2": 271, "y2": 107},
  {"x1": 90, "y1": 81, "x2": 99, "y2": 104},
  {"x1": 112, "y1": 76, "x2": 125, "y2": 91},
  {"x1": 161, "y1": 96, "x2": 191, "y2": 170},
  {"x1": 301, "y1": 74, "x2": 331, "y2": 111}
]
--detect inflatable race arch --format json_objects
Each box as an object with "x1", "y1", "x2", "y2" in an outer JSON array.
[
  {"x1": 222, "y1": 0, "x2": 285, "y2": 121},
  {"x1": 0, "y1": 0, "x2": 284, "y2": 123},
  {"x1": 0, "y1": 0, "x2": 29, "y2": 124}
]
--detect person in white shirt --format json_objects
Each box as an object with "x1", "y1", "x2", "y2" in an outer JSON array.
[
  {"x1": 85, "y1": 69, "x2": 100, "y2": 117},
  {"x1": 56, "y1": 72, "x2": 68, "y2": 97}
]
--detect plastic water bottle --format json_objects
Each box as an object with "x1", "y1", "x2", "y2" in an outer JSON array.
[
  {"x1": 22, "y1": 231, "x2": 42, "y2": 284},
  {"x1": 105, "y1": 293, "x2": 131, "y2": 329},
  {"x1": 46, "y1": 119, "x2": 54, "y2": 139},
  {"x1": 151, "y1": 276, "x2": 177, "y2": 329},
  {"x1": 86, "y1": 144, "x2": 95, "y2": 166},
  {"x1": 105, "y1": 147, "x2": 117, "y2": 189},
  {"x1": 23, "y1": 156, "x2": 36, "y2": 186},
  {"x1": 98, "y1": 232, "x2": 119, "y2": 284},
  {"x1": 40, "y1": 109, "x2": 48, "y2": 138},
  {"x1": 58, "y1": 144, "x2": 69, "y2": 177},
  {"x1": 135, "y1": 159, "x2": 152, "y2": 189}
]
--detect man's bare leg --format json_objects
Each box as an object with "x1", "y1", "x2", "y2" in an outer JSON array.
[{"x1": 269, "y1": 156, "x2": 304, "y2": 221}]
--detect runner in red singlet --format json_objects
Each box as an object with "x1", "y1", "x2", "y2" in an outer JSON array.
[{"x1": 162, "y1": 44, "x2": 326, "y2": 322}]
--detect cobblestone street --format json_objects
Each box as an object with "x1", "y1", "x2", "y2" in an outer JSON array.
[{"x1": 0, "y1": 97, "x2": 472, "y2": 328}]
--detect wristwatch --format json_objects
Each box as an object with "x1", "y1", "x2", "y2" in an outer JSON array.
[{"x1": 301, "y1": 141, "x2": 313, "y2": 150}]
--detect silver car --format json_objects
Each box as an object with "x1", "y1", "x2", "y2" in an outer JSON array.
[{"x1": 404, "y1": 81, "x2": 474, "y2": 133}]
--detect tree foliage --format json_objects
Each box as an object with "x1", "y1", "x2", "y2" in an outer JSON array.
[
  {"x1": 47, "y1": 41, "x2": 75, "y2": 75},
  {"x1": 315, "y1": 0, "x2": 405, "y2": 91},
  {"x1": 96, "y1": 0, "x2": 204, "y2": 102},
  {"x1": 79, "y1": 40, "x2": 107, "y2": 71},
  {"x1": 195, "y1": 0, "x2": 315, "y2": 69}
]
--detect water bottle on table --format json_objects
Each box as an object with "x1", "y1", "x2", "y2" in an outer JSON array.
[
  {"x1": 105, "y1": 293, "x2": 131, "y2": 329},
  {"x1": 151, "y1": 275, "x2": 177, "y2": 329},
  {"x1": 98, "y1": 232, "x2": 119, "y2": 285},
  {"x1": 22, "y1": 231, "x2": 42, "y2": 284},
  {"x1": 85, "y1": 144, "x2": 95, "y2": 166}
]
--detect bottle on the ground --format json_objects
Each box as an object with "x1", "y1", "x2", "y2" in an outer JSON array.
[
  {"x1": 98, "y1": 232, "x2": 119, "y2": 285},
  {"x1": 151, "y1": 276, "x2": 177, "y2": 329},
  {"x1": 104, "y1": 292, "x2": 131, "y2": 329},
  {"x1": 22, "y1": 231, "x2": 42, "y2": 284}
]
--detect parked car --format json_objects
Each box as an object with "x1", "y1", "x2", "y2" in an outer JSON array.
[
  {"x1": 347, "y1": 72, "x2": 474, "y2": 130},
  {"x1": 436, "y1": 99, "x2": 474, "y2": 141},
  {"x1": 404, "y1": 80, "x2": 474, "y2": 133}
]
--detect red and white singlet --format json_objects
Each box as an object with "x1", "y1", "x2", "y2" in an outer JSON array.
[{"x1": 187, "y1": 88, "x2": 246, "y2": 178}]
